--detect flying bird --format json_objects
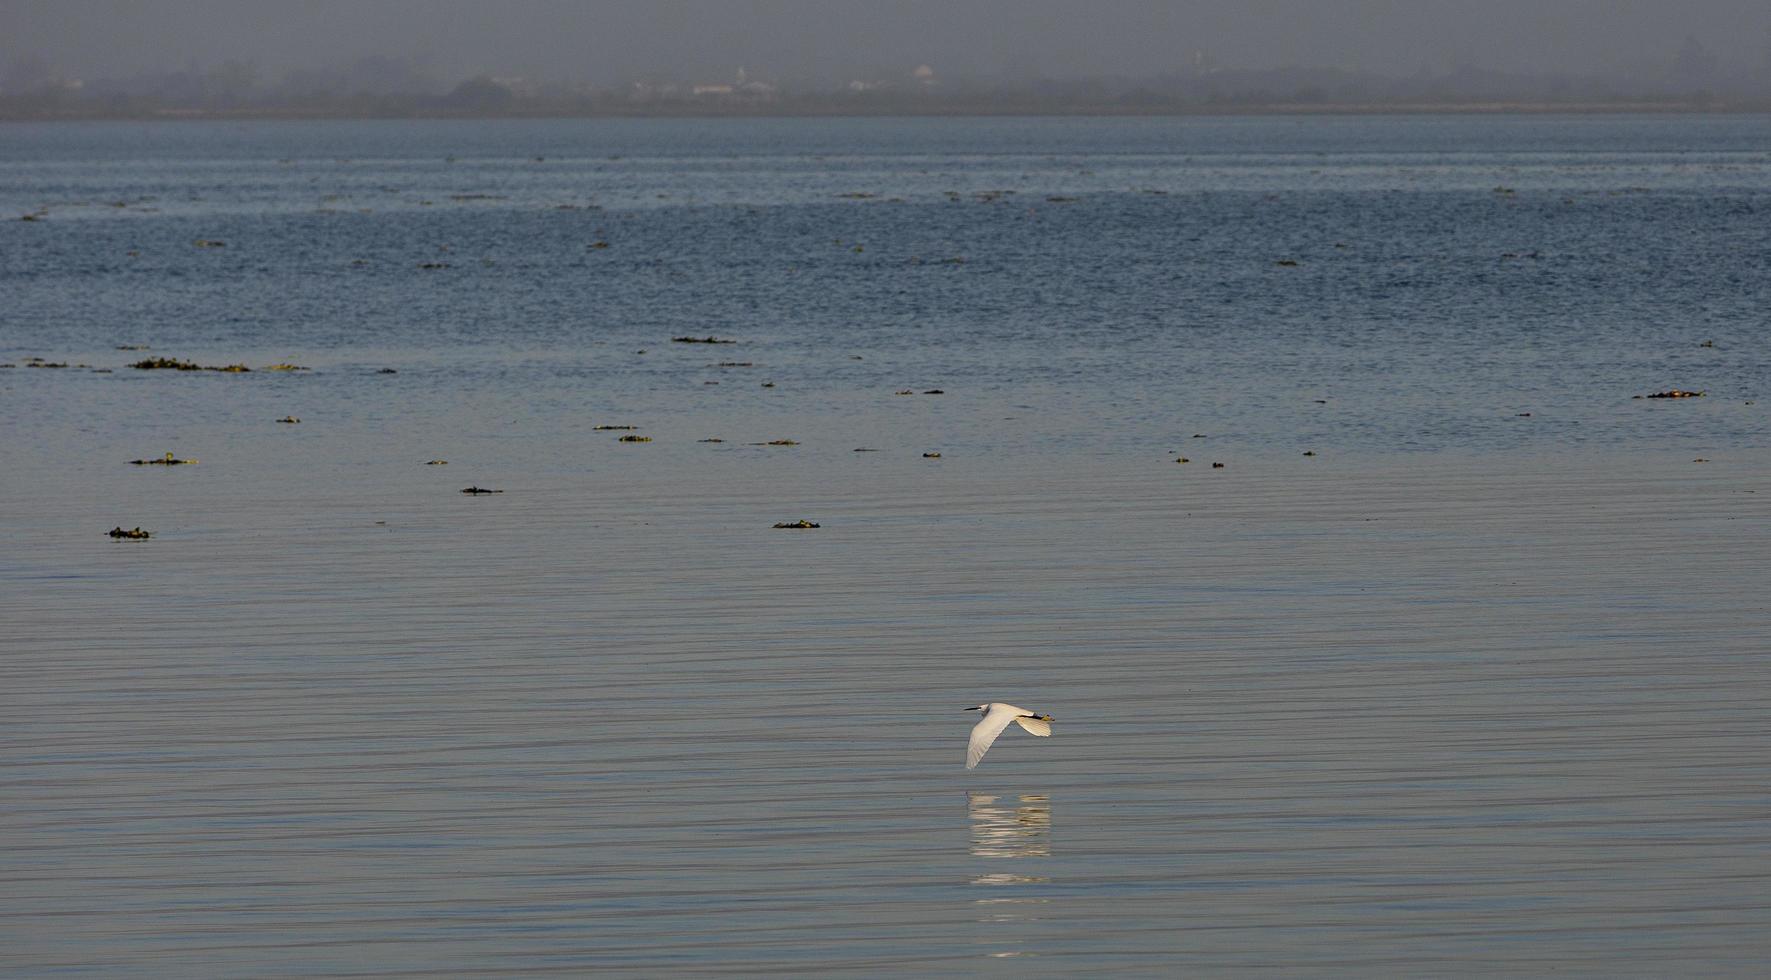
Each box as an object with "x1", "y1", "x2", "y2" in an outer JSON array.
[{"x1": 965, "y1": 702, "x2": 1054, "y2": 769}]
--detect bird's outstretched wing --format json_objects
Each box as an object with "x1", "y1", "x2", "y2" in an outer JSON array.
[
  {"x1": 1014, "y1": 715, "x2": 1052, "y2": 737},
  {"x1": 967, "y1": 709, "x2": 1017, "y2": 769}
]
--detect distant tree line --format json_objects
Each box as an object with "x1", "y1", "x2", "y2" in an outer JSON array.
[{"x1": 4, "y1": 46, "x2": 1768, "y2": 120}]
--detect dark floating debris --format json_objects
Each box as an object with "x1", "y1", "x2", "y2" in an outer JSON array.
[
  {"x1": 264, "y1": 363, "x2": 310, "y2": 372},
  {"x1": 131, "y1": 452, "x2": 196, "y2": 466},
  {"x1": 27, "y1": 360, "x2": 69, "y2": 368},
  {"x1": 426, "y1": 460, "x2": 448, "y2": 465},
  {"x1": 773, "y1": 520, "x2": 821, "y2": 529},
  {"x1": 923, "y1": 389, "x2": 945, "y2": 394},
  {"x1": 276, "y1": 416, "x2": 301, "y2": 424},
  {"x1": 698, "y1": 438, "x2": 725, "y2": 443},
  {"x1": 1636, "y1": 389, "x2": 1706, "y2": 399},
  {"x1": 854, "y1": 447, "x2": 878, "y2": 452},
  {"x1": 672, "y1": 336, "x2": 736, "y2": 344},
  {"x1": 377, "y1": 368, "x2": 398, "y2": 374},
  {"x1": 718, "y1": 361, "x2": 754, "y2": 367},
  {"x1": 618, "y1": 434, "x2": 653, "y2": 442},
  {"x1": 894, "y1": 389, "x2": 915, "y2": 395},
  {"x1": 108, "y1": 526, "x2": 151, "y2": 539},
  {"x1": 594, "y1": 424, "x2": 639, "y2": 431},
  {"x1": 1274, "y1": 259, "x2": 1299, "y2": 267},
  {"x1": 131, "y1": 357, "x2": 250, "y2": 372},
  {"x1": 1302, "y1": 451, "x2": 1317, "y2": 457},
  {"x1": 1211, "y1": 462, "x2": 1226, "y2": 469},
  {"x1": 461, "y1": 486, "x2": 503, "y2": 494},
  {"x1": 1699, "y1": 339, "x2": 1715, "y2": 348},
  {"x1": 761, "y1": 381, "x2": 775, "y2": 388},
  {"x1": 1694, "y1": 458, "x2": 1711, "y2": 463},
  {"x1": 116, "y1": 344, "x2": 150, "y2": 351},
  {"x1": 417, "y1": 262, "x2": 451, "y2": 269},
  {"x1": 1175, "y1": 457, "x2": 1190, "y2": 464},
  {"x1": 923, "y1": 452, "x2": 943, "y2": 458},
  {"x1": 193, "y1": 239, "x2": 226, "y2": 248}
]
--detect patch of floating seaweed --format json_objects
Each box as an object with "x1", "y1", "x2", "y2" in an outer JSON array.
[
  {"x1": 276, "y1": 416, "x2": 300, "y2": 424},
  {"x1": 108, "y1": 526, "x2": 151, "y2": 539},
  {"x1": 618, "y1": 434, "x2": 652, "y2": 442},
  {"x1": 461, "y1": 486, "x2": 503, "y2": 494},
  {"x1": 593, "y1": 425, "x2": 639, "y2": 431},
  {"x1": 1636, "y1": 389, "x2": 1705, "y2": 399},
  {"x1": 131, "y1": 357, "x2": 250, "y2": 372},
  {"x1": 773, "y1": 520, "x2": 821, "y2": 529},
  {"x1": 923, "y1": 452, "x2": 943, "y2": 458},
  {"x1": 672, "y1": 336, "x2": 736, "y2": 344},
  {"x1": 130, "y1": 452, "x2": 196, "y2": 466},
  {"x1": 263, "y1": 363, "x2": 310, "y2": 372},
  {"x1": 426, "y1": 460, "x2": 448, "y2": 465}
]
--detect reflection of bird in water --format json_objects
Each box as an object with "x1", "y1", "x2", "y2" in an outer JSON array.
[
  {"x1": 969, "y1": 792, "x2": 1052, "y2": 859},
  {"x1": 964, "y1": 702, "x2": 1053, "y2": 769}
]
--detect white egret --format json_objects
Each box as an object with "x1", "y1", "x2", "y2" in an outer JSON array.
[{"x1": 965, "y1": 703, "x2": 1054, "y2": 769}]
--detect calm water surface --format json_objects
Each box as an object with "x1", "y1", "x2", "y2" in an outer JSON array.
[{"x1": 3, "y1": 115, "x2": 1770, "y2": 975}]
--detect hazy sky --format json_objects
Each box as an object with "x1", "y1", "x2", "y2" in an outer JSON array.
[{"x1": 6, "y1": 0, "x2": 1769, "y2": 85}]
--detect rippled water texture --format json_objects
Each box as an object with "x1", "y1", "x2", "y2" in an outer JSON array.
[{"x1": 4, "y1": 115, "x2": 1770, "y2": 975}]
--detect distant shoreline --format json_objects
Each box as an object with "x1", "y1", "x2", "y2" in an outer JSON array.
[{"x1": 3, "y1": 99, "x2": 1764, "y2": 123}]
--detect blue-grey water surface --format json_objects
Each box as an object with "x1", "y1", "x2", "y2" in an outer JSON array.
[{"x1": 3, "y1": 115, "x2": 1770, "y2": 975}]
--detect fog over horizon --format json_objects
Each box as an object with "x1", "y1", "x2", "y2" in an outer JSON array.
[{"x1": 6, "y1": 0, "x2": 1771, "y2": 91}]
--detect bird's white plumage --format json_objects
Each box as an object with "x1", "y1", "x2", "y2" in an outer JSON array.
[{"x1": 966, "y1": 702, "x2": 1053, "y2": 769}]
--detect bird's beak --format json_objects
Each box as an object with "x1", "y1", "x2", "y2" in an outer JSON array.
[{"x1": 963, "y1": 706, "x2": 980, "y2": 711}]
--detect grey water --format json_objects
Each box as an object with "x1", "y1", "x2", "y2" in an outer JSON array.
[{"x1": 3, "y1": 115, "x2": 1770, "y2": 975}]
